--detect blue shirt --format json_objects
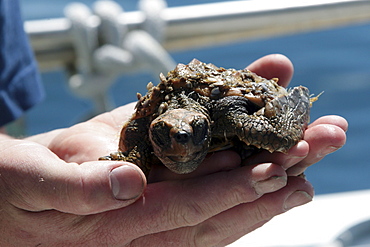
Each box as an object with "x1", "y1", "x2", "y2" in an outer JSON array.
[{"x1": 0, "y1": 0, "x2": 44, "y2": 127}]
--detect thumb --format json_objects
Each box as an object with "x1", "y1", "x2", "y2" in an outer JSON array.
[{"x1": 1, "y1": 141, "x2": 146, "y2": 215}]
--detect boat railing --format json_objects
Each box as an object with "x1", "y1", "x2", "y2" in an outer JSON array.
[{"x1": 26, "y1": 0, "x2": 370, "y2": 71}]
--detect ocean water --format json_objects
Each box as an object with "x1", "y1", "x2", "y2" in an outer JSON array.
[{"x1": 19, "y1": 0, "x2": 370, "y2": 195}]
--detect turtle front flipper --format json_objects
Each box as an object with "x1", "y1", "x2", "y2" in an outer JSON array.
[
  {"x1": 211, "y1": 86, "x2": 311, "y2": 153},
  {"x1": 99, "y1": 147, "x2": 151, "y2": 175},
  {"x1": 99, "y1": 116, "x2": 156, "y2": 176}
]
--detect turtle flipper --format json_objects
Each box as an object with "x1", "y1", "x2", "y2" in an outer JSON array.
[
  {"x1": 210, "y1": 86, "x2": 311, "y2": 154},
  {"x1": 99, "y1": 147, "x2": 151, "y2": 175}
]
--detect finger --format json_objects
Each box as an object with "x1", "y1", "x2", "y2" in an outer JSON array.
[
  {"x1": 242, "y1": 140, "x2": 309, "y2": 170},
  {"x1": 129, "y1": 176, "x2": 313, "y2": 247},
  {"x1": 212, "y1": 176, "x2": 314, "y2": 247},
  {"x1": 1, "y1": 141, "x2": 146, "y2": 214},
  {"x1": 287, "y1": 123, "x2": 347, "y2": 176},
  {"x1": 103, "y1": 163, "x2": 288, "y2": 241},
  {"x1": 247, "y1": 54, "x2": 294, "y2": 87},
  {"x1": 148, "y1": 150, "x2": 241, "y2": 182},
  {"x1": 308, "y1": 115, "x2": 348, "y2": 132}
]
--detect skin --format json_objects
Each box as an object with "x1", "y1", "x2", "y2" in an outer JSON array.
[{"x1": 0, "y1": 54, "x2": 347, "y2": 246}]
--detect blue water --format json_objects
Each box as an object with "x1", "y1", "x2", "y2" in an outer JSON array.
[{"x1": 19, "y1": 1, "x2": 370, "y2": 195}]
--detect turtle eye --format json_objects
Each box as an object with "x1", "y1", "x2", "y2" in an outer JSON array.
[
  {"x1": 191, "y1": 117, "x2": 209, "y2": 145},
  {"x1": 150, "y1": 121, "x2": 171, "y2": 149}
]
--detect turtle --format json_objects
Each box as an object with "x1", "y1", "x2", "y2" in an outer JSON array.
[{"x1": 100, "y1": 58, "x2": 315, "y2": 176}]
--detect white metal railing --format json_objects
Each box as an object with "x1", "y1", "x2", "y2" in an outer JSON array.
[{"x1": 26, "y1": 0, "x2": 370, "y2": 71}]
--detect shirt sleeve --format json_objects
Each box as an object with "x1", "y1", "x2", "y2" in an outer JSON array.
[{"x1": 0, "y1": 0, "x2": 44, "y2": 127}]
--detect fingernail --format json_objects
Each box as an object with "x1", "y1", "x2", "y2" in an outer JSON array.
[
  {"x1": 109, "y1": 165, "x2": 144, "y2": 200},
  {"x1": 284, "y1": 191, "x2": 312, "y2": 211},
  {"x1": 254, "y1": 176, "x2": 287, "y2": 195}
]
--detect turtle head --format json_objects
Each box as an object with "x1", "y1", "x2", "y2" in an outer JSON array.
[{"x1": 149, "y1": 109, "x2": 211, "y2": 174}]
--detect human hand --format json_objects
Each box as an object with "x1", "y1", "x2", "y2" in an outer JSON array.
[
  {"x1": 0, "y1": 130, "x2": 311, "y2": 246},
  {"x1": 139, "y1": 54, "x2": 347, "y2": 246},
  {"x1": 0, "y1": 54, "x2": 347, "y2": 246}
]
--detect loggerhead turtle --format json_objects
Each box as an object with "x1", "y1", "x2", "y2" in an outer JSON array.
[{"x1": 100, "y1": 59, "x2": 314, "y2": 176}]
